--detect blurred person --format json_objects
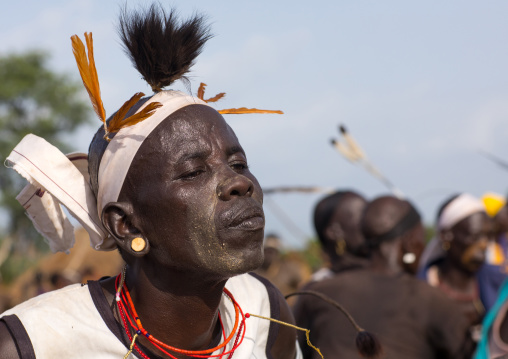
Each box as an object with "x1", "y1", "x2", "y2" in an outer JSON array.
[
  {"x1": 311, "y1": 190, "x2": 368, "y2": 281},
  {"x1": 254, "y1": 234, "x2": 310, "y2": 298},
  {"x1": 477, "y1": 193, "x2": 508, "y2": 311},
  {"x1": 475, "y1": 279, "x2": 508, "y2": 359},
  {"x1": 420, "y1": 193, "x2": 490, "y2": 338},
  {"x1": 293, "y1": 196, "x2": 473, "y2": 358}
]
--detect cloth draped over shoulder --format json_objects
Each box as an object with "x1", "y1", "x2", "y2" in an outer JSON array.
[{"x1": 5, "y1": 91, "x2": 208, "y2": 253}]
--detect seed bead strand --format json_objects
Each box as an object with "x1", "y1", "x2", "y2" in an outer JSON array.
[
  {"x1": 115, "y1": 272, "x2": 245, "y2": 358},
  {"x1": 122, "y1": 280, "x2": 240, "y2": 355}
]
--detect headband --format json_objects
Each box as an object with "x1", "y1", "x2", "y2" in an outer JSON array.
[
  {"x1": 437, "y1": 193, "x2": 485, "y2": 231},
  {"x1": 367, "y1": 205, "x2": 421, "y2": 247}
]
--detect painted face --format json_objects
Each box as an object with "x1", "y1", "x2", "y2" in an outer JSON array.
[
  {"x1": 448, "y1": 212, "x2": 489, "y2": 274},
  {"x1": 120, "y1": 105, "x2": 264, "y2": 278}
]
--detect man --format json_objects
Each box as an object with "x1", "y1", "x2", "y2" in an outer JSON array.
[
  {"x1": 311, "y1": 190, "x2": 369, "y2": 281},
  {"x1": 478, "y1": 192, "x2": 508, "y2": 311},
  {"x1": 0, "y1": 5, "x2": 300, "y2": 358},
  {"x1": 294, "y1": 196, "x2": 473, "y2": 358},
  {"x1": 421, "y1": 193, "x2": 490, "y2": 334}
]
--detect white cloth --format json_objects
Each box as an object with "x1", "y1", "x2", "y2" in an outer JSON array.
[
  {"x1": 6, "y1": 91, "x2": 208, "y2": 252},
  {"x1": 1, "y1": 273, "x2": 302, "y2": 358},
  {"x1": 437, "y1": 193, "x2": 486, "y2": 230},
  {"x1": 5, "y1": 136, "x2": 110, "y2": 251}
]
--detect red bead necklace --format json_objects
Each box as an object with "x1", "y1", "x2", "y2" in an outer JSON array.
[{"x1": 114, "y1": 271, "x2": 246, "y2": 358}]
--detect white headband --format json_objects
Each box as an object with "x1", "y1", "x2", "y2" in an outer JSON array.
[
  {"x1": 437, "y1": 193, "x2": 486, "y2": 231},
  {"x1": 6, "y1": 90, "x2": 208, "y2": 252},
  {"x1": 97, "y1": 90, "x2": 207, "y2": 215}
]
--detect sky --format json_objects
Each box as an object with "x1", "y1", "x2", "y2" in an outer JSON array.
[{"x1": 2, "y1": 0, "x2": 508, "y2": 248}]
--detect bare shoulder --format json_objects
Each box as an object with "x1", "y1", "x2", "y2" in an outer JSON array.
[
  {"x1": 0, "y1": 321, "x2": 21, "y2": 359},
  {"x1": 270, "y1": 289, "x2": 298, "y2": 359}
]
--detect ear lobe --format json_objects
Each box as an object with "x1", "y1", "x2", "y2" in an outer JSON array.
[
  {"x1": 102, "y1": 202, "x2": 150, "y2": 256},
  {"x1": 325, "y1": 222, "x2": 344, "y2": 243}
]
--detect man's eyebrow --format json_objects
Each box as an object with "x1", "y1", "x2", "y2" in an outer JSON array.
[
  {"x1": 175, "y1": 150, "x2": 209, "y2": 164},
  {"x1": 226, "y1": 145, "x2": 245, "y2": 157}
]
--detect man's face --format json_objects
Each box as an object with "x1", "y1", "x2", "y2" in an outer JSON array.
[
  {"x1": 448, "y1": 212, "x2": 489, "y2": 274},
  {"x1": 122, "y1": 105, "x2": 265, "y2": 279}
]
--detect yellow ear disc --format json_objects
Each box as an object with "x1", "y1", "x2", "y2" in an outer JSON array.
[{"x1": 131, "y1": 237, "x2": 146, "y2": 252}]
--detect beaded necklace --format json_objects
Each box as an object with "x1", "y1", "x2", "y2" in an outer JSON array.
[{"x1": 114, "y1": 269, "x2": 246, "y2": 358}]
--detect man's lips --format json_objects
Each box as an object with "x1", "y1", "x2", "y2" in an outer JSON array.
[{"x1": 227, "y1": 206, "x2": 265, "y2": 229}]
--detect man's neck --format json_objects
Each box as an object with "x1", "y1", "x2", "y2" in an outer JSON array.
[
  {"x1": 438, "y1": 260, "x2": 475, "y2": 291},
  {"x1": 107, "y1": 264, "x2": 228, "y2": 358}
]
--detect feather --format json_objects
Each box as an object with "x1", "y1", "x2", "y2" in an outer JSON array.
[
  {"x1": 196, "y1": 82, "x2": 226, "y2": 103},
  {"x1": 197, "y1": 82, "x2": 206, "y2": 100},
  {"x1": 107, "y1": 92, "x2": 145, "y2": 132},
  {"x1": 331, "y1": 139, "x2": 361, "y2": 162},
  {"x1": 218, "y1": 108, "x2": 283, "y2": 115},
  {"x1": 105, "y1": 101, "x2": 162, "y2": 140},
  {"x1": 339, "y1": 125, "x2": 366, "y2": 160},
  {"x1": 204, "y1": 92, "x2": 226, "y2": 103},
  {"x1": 71, "y1": 33, "x2": 106, "y2": 124}
]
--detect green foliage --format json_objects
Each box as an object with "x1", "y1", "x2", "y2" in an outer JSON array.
[
  {"x1": 298, "y1": 238, "x2": 325, "y2": 272},
  {"x1": 0, "y1": 51, "x2": 90, "y2": 245}
]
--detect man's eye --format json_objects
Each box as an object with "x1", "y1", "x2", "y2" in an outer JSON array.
[
  {"x1": 230, "y1": 162, "x2": 248, "y2": 171},
  {"x1": 180, "y1": 169, "x2": 204, "y2": 180}
]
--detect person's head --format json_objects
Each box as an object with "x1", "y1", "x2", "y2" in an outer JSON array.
[
  {"x1": 437, "y1": 193, "x2": 489, "y2": 275},
  {"x1": 313, "y1": 191, "x2": 368, "y2": 260},
  {"x1": 482, "y1": 192, "x2": 508, "y2": 236},
  {"x1": 361, "y1": 195, "x2": 424, "y2": 274},
  {"x1": 88, "y1": 6, "x2": 265, "y2": 281}
]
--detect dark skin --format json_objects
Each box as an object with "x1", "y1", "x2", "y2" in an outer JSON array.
[
  {"x1": 0, "y1": 105, "x2": 297, "y2": 359},
  {"x1": 364, "y1": 197, "x2": 423, "y2": 275},
  {"x1": 296, "y1": 196, "x2": 474, "y2": 358},
  {"x1": 438, "y1": 212, "x2": 490, "y2": 326},
  {"x1": 323, "y1": 193, "x2": 369, "y2": 272}
]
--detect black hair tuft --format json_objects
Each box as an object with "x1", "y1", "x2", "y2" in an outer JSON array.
[
  {"x1": 356, "y1": 330, "x2": 383, "y2": 358},
  {"x1": 118, "y1": 4, "x2": 212, "y2": 92}
]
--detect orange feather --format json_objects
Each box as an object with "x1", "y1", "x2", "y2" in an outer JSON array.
[
  {"x1": 218, "y1": 108, "x2": 284, "y2": 115},
  {"x1": 105, "y1": 101, "x2": 163, "y2": 141},
  {"x1": 205, "y1": 92, "x2": 226, "y2": 103},
  {"x1": 197, "y1": 82, "x2": 206, "y2": 100},
  {"x1": 71, "y1": 33, "x2": 106, "y2": 124}
]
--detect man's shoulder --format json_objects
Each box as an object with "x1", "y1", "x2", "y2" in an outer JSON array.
[{"x1": 1, "y1": 283, "x2": 89, "y2": 318}]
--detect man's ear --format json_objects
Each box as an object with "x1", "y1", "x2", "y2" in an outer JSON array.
[
  {"x1": 325, "y1": 222, "x2": 345, "y2": 244},
  {"x1": 101, "y1": 202, "x2": 150, "y2": 257}
]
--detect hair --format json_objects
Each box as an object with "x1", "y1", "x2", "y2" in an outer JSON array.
[
  {"x1": 87, "y1": 5, "x2": 212, "y2": 199},
  {"x1": 313, "y1": 191, "x2": 363, "y2": 248},
  {"x1": 361, "y1": 196, "x2": 417, "y2": 248},
  {"x1": 118, "y1": 4, "x2": 212, "y2": 92}
]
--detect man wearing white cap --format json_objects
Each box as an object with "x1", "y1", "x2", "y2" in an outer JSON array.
[{"x1": 421, "y1": 193, "x2": 491, "y2": 341}]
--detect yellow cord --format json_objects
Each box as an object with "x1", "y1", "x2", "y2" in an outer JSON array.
[
  {"x1": 247, "y1": 313, "x2": 324, "y2": 359},
  {"x1": 123, "y1": 333, "x2": 139, "y2": 359}
]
